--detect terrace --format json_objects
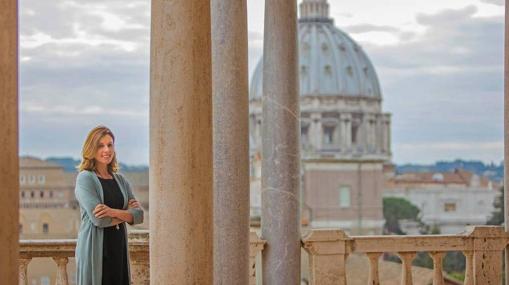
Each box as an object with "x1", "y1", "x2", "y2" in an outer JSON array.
[{"x1": 2, "y1": 0, "x2": 509, "y2": 284}]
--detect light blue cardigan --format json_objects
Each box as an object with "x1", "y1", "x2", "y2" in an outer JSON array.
[{"x1": 74, "y1": 170, "x2": 144, "y2": 285}]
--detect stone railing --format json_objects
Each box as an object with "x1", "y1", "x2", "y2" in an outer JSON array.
[
  {"x1": 21, "y1": 226, "x2": 507, "y2": 284},
  {"x1": 19, "y1": 231, "x2": 150, "y2": 285},
  {"x1": 302, "y1": 226, "x2": 509, "y2": 285},
  {"x1": 19, "y1": 231, "x2": 266, "y2": 285}
]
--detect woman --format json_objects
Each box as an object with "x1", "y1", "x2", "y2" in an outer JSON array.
[{"x1": 75, "y1": 126, "x2": 144, "y2": 285}]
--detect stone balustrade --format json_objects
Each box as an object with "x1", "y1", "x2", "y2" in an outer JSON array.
[
  {"x1": 20, "y1": 226, "x2": 508, "y2": 284},
  {"x1": 19, "y1": 231, "x2": 266, "y2": 285},
  {"x1": 303, "y1": 226, "x2": 509, "y2": 285},
  {"x1": 19, "y1": 231, "x2": 150, "y2": 285}
]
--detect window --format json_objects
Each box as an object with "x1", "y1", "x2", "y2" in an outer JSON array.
[
  {"x1": 29, "y1": 175, "x2": 36, "y2": 184},
  {"x1": 42, "y1": 223, "x2": 49, "y2": 234},
  {"x1": 432, "y1": 173, "x2": 444, "y2": 182},
  {"x1": 49, "y1": 191, "x2": 53, "y2": 198},
  {"x1": 30, "y1": 191, "x2": 35, "y2": 198},
  {"x1": 301, "y1": 125, "x2": 309, "y2": 146},
  {"x1": 20, "y1": 175, "x2": 25, "y2": 185},
  {"x1": 346, "y1": 66, "x2": 353, "y2": 77},
  {"x1": 323, "y1": 126, "x2": 335, "y2": 145},
  {"x1": 351, "y1": 124, "x2": 358, "y2": 144},
  {"x1": 21, "y1": 191, "x2": 25, "y2": 198},
  {"x1": 40, "y1": 191, "x2": 44, "y2": 198},
  {"x1": 38, "y1": 175, "x2": 46, "y2": 185},
  {"x1": 444, "y1": 203, "x2": 456, "y2": 212},
  {"x1": 19, "y1": 224, "x2": 23, "y2": 234},
  {"x1": 339, "y1": 186, "x2": 351, "y2": 208}
]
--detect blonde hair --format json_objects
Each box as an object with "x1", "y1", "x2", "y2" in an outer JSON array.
[{"x1": 77, "y1": 126, "x2": 119, "y2": 173}]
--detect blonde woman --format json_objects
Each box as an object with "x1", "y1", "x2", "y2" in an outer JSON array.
[{"x1": 75, "y1": 126, "x2": 144, "y2": 285}]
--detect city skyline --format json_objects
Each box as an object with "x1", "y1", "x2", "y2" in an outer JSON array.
[{"x1": 19, "y1": 0, "x2": 505, "y2": 165}]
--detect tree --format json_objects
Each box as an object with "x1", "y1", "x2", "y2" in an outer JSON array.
[
  {"x1": 487, "y1": 186, "x2": 504, "y2": 226},
  {"x1": 383, "y1": 197, "x2": 421, "y2": 235}
]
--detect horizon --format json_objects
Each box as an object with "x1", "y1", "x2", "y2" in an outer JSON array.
[{"x1": 20, "y1": 154, "x2": 505, "y2": 168}]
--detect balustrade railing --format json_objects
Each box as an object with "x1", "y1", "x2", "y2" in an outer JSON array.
[
  {"x1": 20, "y1": 226, "x2": 507, "y2": 285},
  {"x1": 19, "y1": 231, "x2": 266, "y2": 285},
  {"x1": 19, "y1": 231, "x2": 150, "y2": 285},
  {"x1": 303, "y1": 226, "x2": 509, "y2": 285}
]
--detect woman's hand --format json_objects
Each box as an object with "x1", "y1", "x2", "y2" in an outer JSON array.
[
  {"x1": 93, "y1": 204, "x2": 116, "y2": 218},
  {"x1": 128, "y1": 199, "x2": 140, "y2": 209}
]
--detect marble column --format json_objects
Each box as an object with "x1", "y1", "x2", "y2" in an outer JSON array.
[
  {"x1": 212, "y1": 0, "x2": 250, "y2": 284},
  {"x1": 0, "y1": 0, "x2": 19, "y2": 283},
  {"x1": 262, "y1": 0, "x2": 301, "y2": 283},
  {"x1": 150, "y1": 0, "x2": 213, "y2": 283}
]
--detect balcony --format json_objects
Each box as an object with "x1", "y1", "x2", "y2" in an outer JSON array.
[{"x1": 19, "y1": 226, "x2": 507, "y2": 284}]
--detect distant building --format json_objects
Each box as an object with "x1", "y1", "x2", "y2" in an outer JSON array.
[
  {"x1": 19, "y1": 156, "x2": 79, "y2": 239},
  {"x1": 384, "y1": 168, "x2": 500, "y2": 234},
  {"x1": 249, "y1": 0, "x2": 391, "y2": 234}
]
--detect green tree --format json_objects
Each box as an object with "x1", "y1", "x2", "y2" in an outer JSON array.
[
  {"x1": 487, "y1": 186, "x2": 504, "y2": 225},
  {"x1": 383, "y1": 197, "x2": 421, "y2": 234}
]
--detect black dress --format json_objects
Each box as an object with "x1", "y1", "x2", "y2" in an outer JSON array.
[{"x1": 98, "y1": 176, "x2": 129, "y2": 285}]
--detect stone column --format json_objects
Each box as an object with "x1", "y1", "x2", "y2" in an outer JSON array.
[
  {"x1": 333, "y1": 119, "x2": 341, "y2": 149},
  {"x1": 370, "y1": 114, "x2": 377, "y2": 151},
  {"x1": 150, "y1": 0, "x2": 213, "y2": 283},
  {"x1": 356, "y1": 117, "x2": 366, "y2": 152},
  {"x1": 262, "y1": 0, "x2": 301, "y2": 283},
  {"x1": 310, "y1": 113, "x2": 322, "y2": 150},
  {"x1": 342, "y1": 113, "x2": 352, "y2": 150},
  {"x1": 212, "y1": 0, "x2": 250, "y2": 284},
  {"x1": 0, "y1": 0, "x2": 19, "y2": 283},
  {"x1": 365, "y1": 113, "x2": 374, "y2": 152},
  {"x1": 385, "y1": 115, "x2": 392, "y2": 155},
  {"x1": 375, "y1": 115, "x2": 383, "y2": 153}
]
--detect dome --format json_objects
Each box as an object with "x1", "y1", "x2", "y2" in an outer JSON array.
[{"x1": 250, "y1": 0, "x2": 382, "y2": 100}]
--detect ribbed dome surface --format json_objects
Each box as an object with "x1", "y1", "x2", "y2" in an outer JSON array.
[{"x1": 250, "y1": 11, "x2": 382, "y2": 100}]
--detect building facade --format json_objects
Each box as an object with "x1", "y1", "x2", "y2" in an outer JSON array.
[
  {"x1": 249, "y1": 0, "x2": 392, "y2": 234},
  {"x1": 384, "y1": 169, "x2": 500, "y2": 234}
]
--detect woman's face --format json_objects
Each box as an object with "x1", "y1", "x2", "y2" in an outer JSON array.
[{"x1": 94, "y1": 134, "x2": 115, "y2": 167}]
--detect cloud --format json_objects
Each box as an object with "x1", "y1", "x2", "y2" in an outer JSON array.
[
  {"x1": 480, "y1": 0, "x2": 504, "y2": 6},
  {"x1": 19, "y1": 0, "x2": 150, "y2": 164},
  {"x1": 356, "y1": 5, "x2": 504, "y2": 163},
  {"x1": 344, "y1": 24, "x2": 401, "y2": 34},
  {"x1": 18, "y1": 1, "x2": 505, "y2": 165},
  {"x1": 343, "y1": 24, "x2": 418, "y2": 44}
]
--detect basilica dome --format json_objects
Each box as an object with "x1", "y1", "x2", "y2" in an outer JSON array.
[{"x1": 249, "y1": 0, "x2": 382, "y2": 100}]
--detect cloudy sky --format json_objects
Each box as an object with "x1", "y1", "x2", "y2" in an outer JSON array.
[{"x1": 19, "y1": 0, "x2": 505, "y2": 165}]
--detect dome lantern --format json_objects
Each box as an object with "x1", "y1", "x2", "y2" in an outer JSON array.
[{"x1": 299, "y1": 0, "x2": 331, "y2": 23}]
